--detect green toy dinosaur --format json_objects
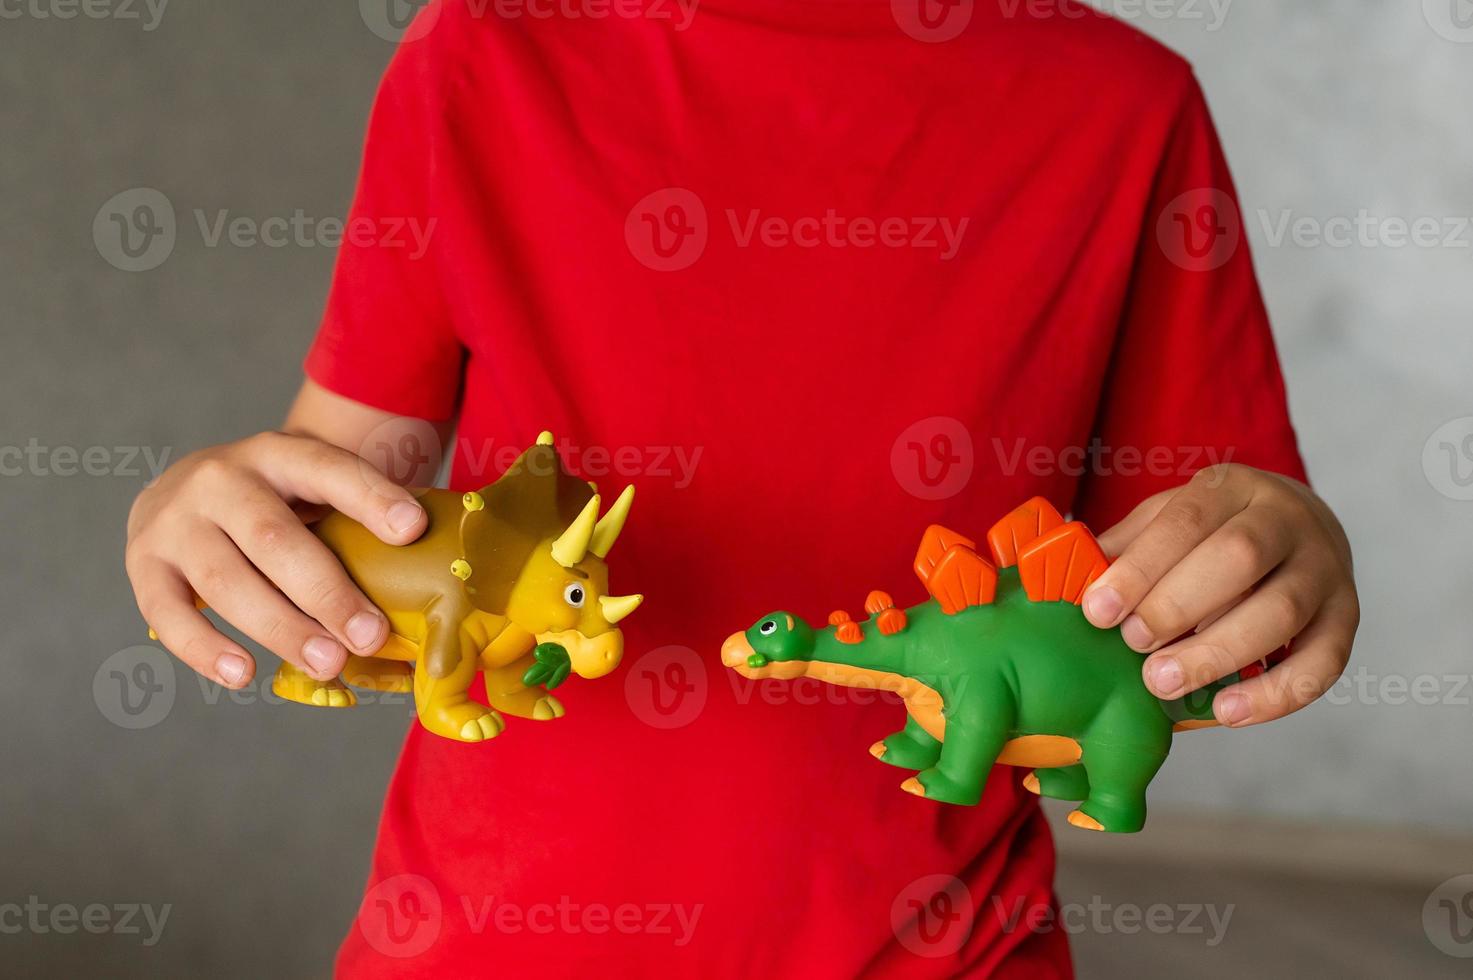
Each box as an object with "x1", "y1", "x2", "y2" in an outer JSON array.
[{"x1": 721, "y1": 498, "x2": 1261, "y2": 834}]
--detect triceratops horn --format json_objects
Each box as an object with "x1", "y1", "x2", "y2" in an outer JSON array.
[
  {"x1": 589, "y1": 485, "x2": 634, "y2": 558},
  {"x1": 600, "y1": 593, "x2": 643, "y2": 624},
  {"x1": 550, "y1": 494, "x2": 601, "y2": 567}
]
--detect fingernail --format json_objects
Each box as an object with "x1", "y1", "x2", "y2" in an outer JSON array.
[
  {"x1": 1216, "y1": 693, "x2": 1252, "y2": 726},
  {"x1": 346, "y1": 611, "x2": 383, "y2": 651},
  {"x1": 1145, "y1": 656, "x2": 1184, "y2": 697},
  {"x1": 1121, "y1": 615, "x2": 1155, "y2": 651},
  {"x1": 1083, "y1": 586, "x2": 1123, "y2": 627},
  {"x1": 216, "y1": 653, "x2": 248, "y2": 687},
  {"x1": 303, "y1": 636, "x2": 345, "y2": 675},
  {"x1": 387, "y1": 501, "x2": 424, "y2": 535}
]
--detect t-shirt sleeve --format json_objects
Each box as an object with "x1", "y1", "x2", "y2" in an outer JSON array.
[
  {"x1": 1074, "y1": 73, "x2": 1306, "y2": 529},
  {"x1": 304, "y1": 20, "x2": 463, "y2": 421}
]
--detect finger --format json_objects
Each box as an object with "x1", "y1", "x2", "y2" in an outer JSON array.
[
  {"x1": 1141, "y1": 559, "x2": 1330, "y2": 699},
  {"x1": 182, "y1": 529, "x2": 349, "y2": 681},
  {"x1": 1094, "y1": 487, "x2": 1178, "y2": 557},
  {"x1": 1210, "y1": 592, "x2": 1359, "y2": 727},
  {"x1": 212, "y1": 480, "x2": 389, "y2": 655},
  {"x1": 1082, "y1": 473, "x2": 1251, "y2": 633},
  {"x1": 245, "y1": 432, "x2": 428, "y2": 545},
  {"x1": 129, "y1": 557, "x2": 255, "y2": 688},
  {"x1": 1126, "y1": 509, "x2": 1295, "y2": 653}
]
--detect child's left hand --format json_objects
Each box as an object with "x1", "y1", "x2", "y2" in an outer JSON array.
[{"x1": 1082, "y1": 465, "x2": 1359, "y2": 728}]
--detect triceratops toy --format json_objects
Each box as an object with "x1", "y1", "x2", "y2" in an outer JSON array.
[
  {"x1": 278, "y1": 431, "x2": 642, "y2": 742},
  {"x1": 722, "y1": 498, "x2": 1263, "y2": 833}
]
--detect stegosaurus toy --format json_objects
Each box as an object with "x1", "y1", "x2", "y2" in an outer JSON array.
[{"x1": 722, "y1": 498, "x2": 1264, "y2": 833}]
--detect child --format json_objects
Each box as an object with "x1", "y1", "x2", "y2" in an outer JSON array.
[{"x1": 125, "y1": 2, "x2": 1358, "y2": 975}]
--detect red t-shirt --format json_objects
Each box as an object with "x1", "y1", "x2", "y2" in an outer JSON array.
[{"x1": 307, "y1": 2, "x2": 1304, "y2": 975}]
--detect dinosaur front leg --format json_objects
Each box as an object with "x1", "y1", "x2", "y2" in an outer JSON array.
[
  {"x1": 870, "y1": 714, "x2": 942, "y2": 771},
  {"x1": 1069, "y1": 745, "x2": 1165, "y2": 833},
  {"x1": 413, "y1": 619, "x2": 505, "y2": 742},
  {"x1": 901, "y1": 700, "x2": 1014, "y2": 806},
  {"x1": 483, "y1": 654, "x2": 565, "y2": 721}
]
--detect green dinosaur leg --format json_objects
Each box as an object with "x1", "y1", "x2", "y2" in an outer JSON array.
[
  {"x1": 1070, "y1": 745, "x2": 1165, "y2": 833},
  {"x1": 870, "y1": 714, "x2": 943, "y2": 771},
  {"x1": 1025, "y1": 764, "x2": 1090, "y2": 802},
  {"x1": 902, "y1": 700, "x2": 1013, "y2": 806}
]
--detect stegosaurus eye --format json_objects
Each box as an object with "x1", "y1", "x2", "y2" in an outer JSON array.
[{"x1": 758, "y1": 619, "x2": 777, "y2": 635}]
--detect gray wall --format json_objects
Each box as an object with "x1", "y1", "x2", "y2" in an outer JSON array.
[{"x1": 2, "y1": 1, "x2": 1470, "y2": 976}]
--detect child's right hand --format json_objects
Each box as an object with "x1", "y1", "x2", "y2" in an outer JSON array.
[{"x1": 123, "y1": 431, "x2": 429, "y2": 689}]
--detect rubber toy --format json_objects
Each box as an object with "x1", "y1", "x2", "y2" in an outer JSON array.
[
  {"x1": 721, "y1": 498, "x2": 1268, "y2": 833},
  {"x1": 151, "y1": 432, "x2": 642, "y2": 742}
]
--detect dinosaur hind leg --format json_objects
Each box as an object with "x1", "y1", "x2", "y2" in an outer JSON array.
[
  {"x1": 1023, "y1": 764, "x2": 1090, "y2": 802},
  {"x1": 340, "y1": 656, "x2": 413, "y2": 693},
  {"x1": 272, "y1": 661, "x2": 355, "y2": 708},
  {"x1": 1068, "y1": 746, "x2": 1164, "y2": 833},
  {"x1": 871, "y1": 714, "x2": 943, "y2": 771}
]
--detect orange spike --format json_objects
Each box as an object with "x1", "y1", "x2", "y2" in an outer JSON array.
[
  {"x1": 864, "y1": 590, "x2": 895, "y2": 616},
  {"x1": 928, "y1": 545, "x2": 999, "y2": 615},
  {"x1": 836, "y1": 621, "x2": 864, "y2": 644},
  {"x1": 1017, "y1": 522, "x2": 1109, "y2": 605},
  {"x1": 914, "y1": 525, "x2": 976, "y2": 586},
  {"x1": 877, "y1": 608, "x2": 908, "y2": 635},
  {"x1": 828, "y1": 610, "x2": 853, "y2": 626},
  {"x1": 986, "y1": 497, "x2": 1065, "y2": 568}
]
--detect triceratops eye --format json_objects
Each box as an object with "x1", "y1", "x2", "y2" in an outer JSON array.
[
  {"x1": 759, "y1": 619, "x2": 777, "y2": 635},
  {"x1": 563, "y1": 584, "x2": 586, "y2": 608}
]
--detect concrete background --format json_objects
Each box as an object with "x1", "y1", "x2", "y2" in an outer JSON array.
[{"x1": 2, "y1": 0, "x2": 1470, "y2": 975}]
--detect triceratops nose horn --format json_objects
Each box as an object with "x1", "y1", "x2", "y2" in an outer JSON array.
[{"x1": 599, "y1": 593, "x2": 643, "y2": 624}]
